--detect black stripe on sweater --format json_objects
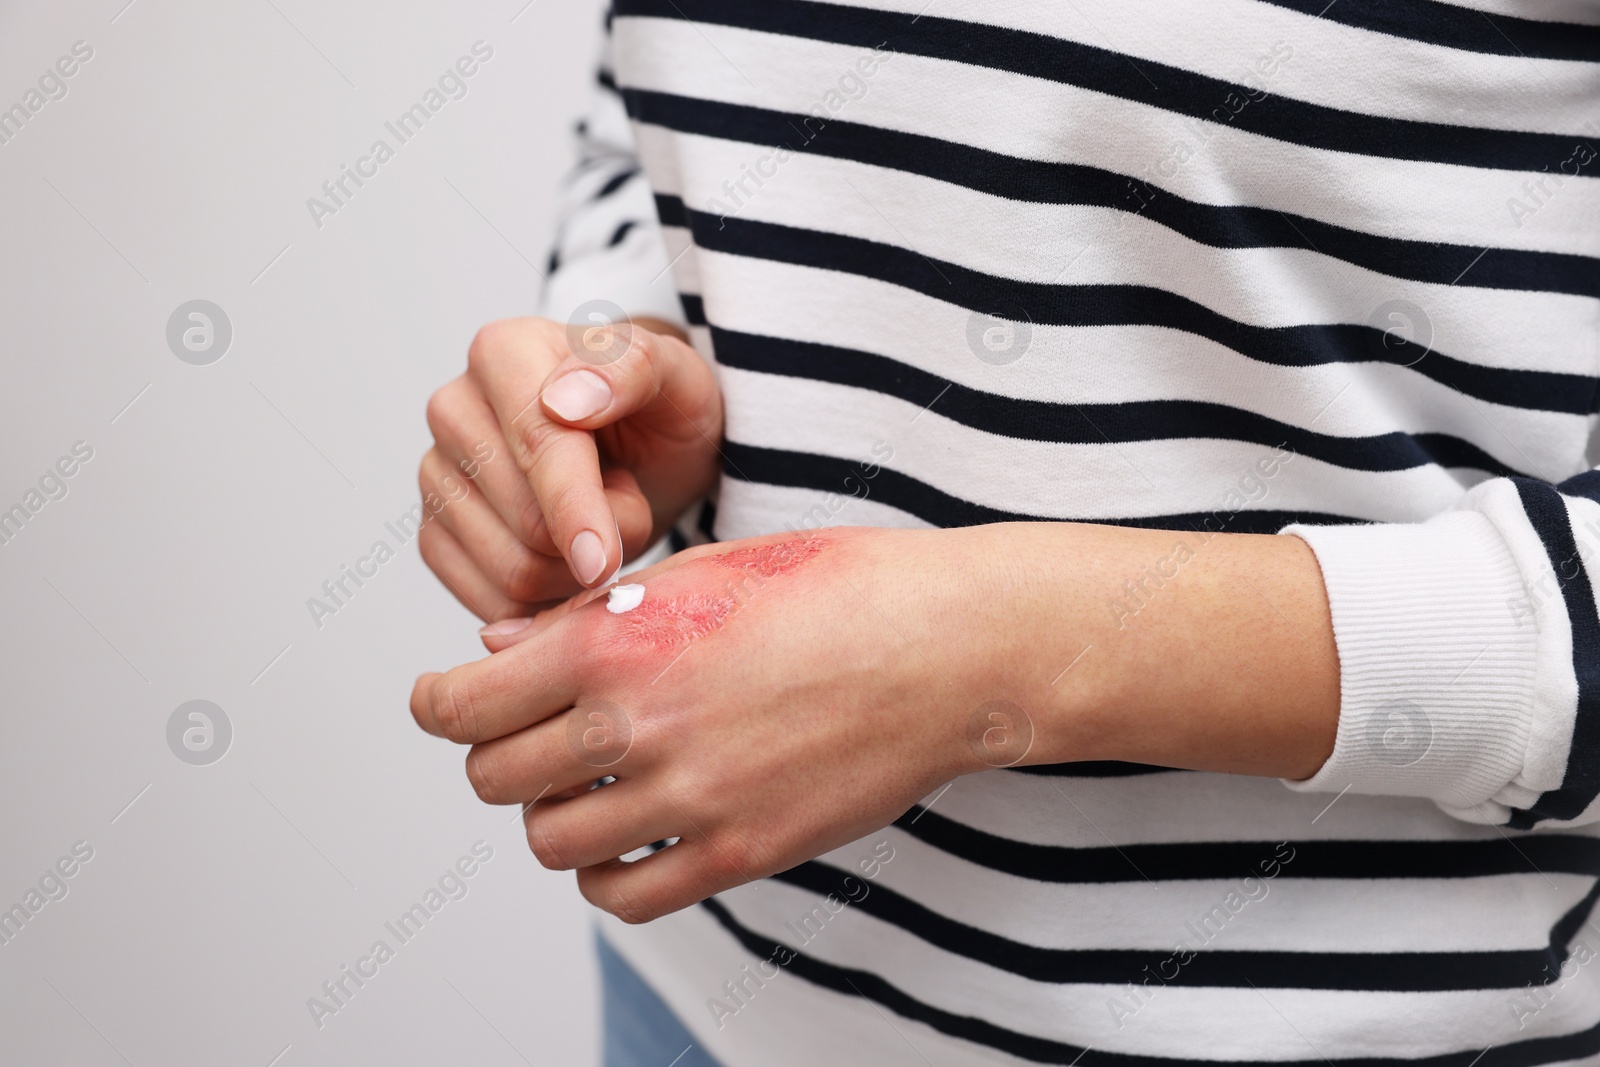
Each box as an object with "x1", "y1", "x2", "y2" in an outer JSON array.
[
  {"x1": 661, "y1": 198, "x2": 1595, "y2": 416},
  {"x1": 712, "y1": 326, "x2": 1526, "y2": 476},
  {"x1": 607, "y1": 219, "x2": 639, "y2": 247},
  {"x1": 1010, "y1": 761, "x2": 1186, "y2": 778},
  {"x1": 764, "y1": 856, "x2": 1600, "y2": 991},
  {"x1": 1254, "y1": 0, "x2": 1600, "y2": 62},
  {"x1": 677, "y1": 292, "x2": 706, "y2": 327},
  {"x1": 697, "y1": 894, "x2": 1600, "y2": 1066},
  {"x1": 897, "y1": 805, "x2": 1600, "y2": 883},
  {"x1": 721, "y1": 439, "x2": 1372, "y2": 533},
  {"x1": 1508, "y1": 480, "x2": 1600, "y2": 827},
  {"x1": 614, "y1": 0, "x2": 1594, "y2": 173},
  {"x1": 593, "y1": 165, "x2": 640, "y2": 202},
  {"x1": 1562, "y1": 469, "x2": 1600, "y2": 506},
  {"x1": 625, "y1": 88, "x2": 1600, "y2": 299}
]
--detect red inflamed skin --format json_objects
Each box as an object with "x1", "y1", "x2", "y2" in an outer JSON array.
[
  {"x1": 615, "y1": 593, "x2": 738, "y2": 652},
  {"x1": 609, "y1": 538, "x2": 828, "y2": 651},
  {"x1": 709, "y1": 537, "x2": 825, "y2": 579}
]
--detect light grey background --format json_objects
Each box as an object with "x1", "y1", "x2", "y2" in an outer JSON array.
[{"x1": 0, "y1": 1, "x2": 607, "y2": 1063}]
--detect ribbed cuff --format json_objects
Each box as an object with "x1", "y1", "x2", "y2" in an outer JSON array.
[{"x1": 1280, "y1": 512, "x2": 1538, "y2": 813}]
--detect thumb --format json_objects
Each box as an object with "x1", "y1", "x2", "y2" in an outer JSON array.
[{"x1": 538, "y1": 322, "x2": 716, "y2": 436}]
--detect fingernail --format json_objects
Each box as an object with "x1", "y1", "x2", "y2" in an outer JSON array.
[
  {"x1": 571, "y1": 529, "x2": 608, "y2": 586},
  {"x1": 481, "y1": 617, "x2": 535, "y2": 640},
  {"x1": 543, "y1": 370, "x2": 612, "y2": 422}
]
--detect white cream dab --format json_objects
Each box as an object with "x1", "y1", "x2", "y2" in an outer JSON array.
[{"x1": 606, "y1": 583, "x2": 646, "y2": 614}]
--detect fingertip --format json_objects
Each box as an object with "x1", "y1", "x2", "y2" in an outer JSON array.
[{"x1": 410, "y1": 672, "x2": 444, "y2": 735}]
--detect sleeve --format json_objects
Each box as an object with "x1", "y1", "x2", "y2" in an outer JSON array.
[
  {"x1": 537, "y1": 10, "x2": 686, "y2": 330},
  {"x1": 537, "y1": 8, "x2": 716, "y2": 567},
  {"x1": 1281, "y1": 457, "x2": 1600, "y2": 828}
]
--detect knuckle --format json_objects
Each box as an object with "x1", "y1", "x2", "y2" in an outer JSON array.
[
  {"x1": 624, "y1": 326, "x2": 659, "y2": 374},
  {"x1": 466, "y1": 319, "x2": 515, "y2": 375},
  {"x1": 464, "y1": 747, "x2": 503, "y2": 803},
  {"x1": 526, "y1": 817, "x2": 570, "y2": 871},
  {"x1": 606, "y1": 885, "x2": 654, "y2": 924},
  {"x1": 416, "y1": 521, "x2": 441, "y2": 566},
  {"x1": 514, "y1": 494, "x2": 547, "y2": 545},
  {"x1": 432, "y1": 677, "x2": 480, "y2": 743},
  {"x1": 418, "y1": 455, "x2": 451, "y2": 502},
  {"x1": 429, "y1": 377, "x2": 480, "y2": 444},
  {"x1": 709, "y1": 829, "x2": 767, "y2": 884},
  {"x1": 514, "y1": 420, "x2": 562, "y2": 476},
  {"x1": 495, "y1": 543, "x2": 544, "y2": 602},
  {"x1": 534, "y1": 317, "x2": 567, "y2": 347},
  {"x1": 543, "y1": 479, "x2": 590, "y2": 527},
  {"x1": 580, "y1": 869, "x2": 652, "y2": 923},
  {"x1": 424, "y1": 385, "x2": 455, "y2": 439}
]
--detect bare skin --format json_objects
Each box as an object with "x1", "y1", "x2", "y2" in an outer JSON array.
[{"x1": 413, "y1": 318, "x2": 1339, "y2": 923}]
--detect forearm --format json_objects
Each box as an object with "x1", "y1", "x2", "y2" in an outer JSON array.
[{"x1": 955, "y1": 522, "x2": 1340, "y2": 781}]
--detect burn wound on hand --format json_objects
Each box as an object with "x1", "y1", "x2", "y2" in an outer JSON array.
[
  {"x1": 615, "y1": 537, "x2": 828, "y2": 651},
  {"x1": 617, "y1": 593, "x2": 738, "y2": 651},
  {"x1": 708, "y1": 537, "x2": 825, "y2": 578}
]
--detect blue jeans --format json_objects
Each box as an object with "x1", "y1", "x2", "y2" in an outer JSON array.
[{"x1": 599, "y1": 932, "x2": 727, "y2": 1067}]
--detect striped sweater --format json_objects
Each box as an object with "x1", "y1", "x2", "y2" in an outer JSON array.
[{"x1": 539, "y1": 2, "x2": 1600, "y2": 1062}]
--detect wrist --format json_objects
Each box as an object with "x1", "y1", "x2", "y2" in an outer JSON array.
[
  {"x1": 923, "y1": 523, "x2": 1115, "y2": 774},
  {"x1": 938, "y1": 521, "x2": 1339, "y2": 779}
]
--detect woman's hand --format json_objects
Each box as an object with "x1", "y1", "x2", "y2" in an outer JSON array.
[
  {"x1": 408, "y1": 520, "x2": 1338, "y2": 923},
  {"x1": 418, "y1": 315, "x2": 721, "y2": 621},
  {"x1": 410, "y1": 527, "x2": 1016, "y2": 922}
]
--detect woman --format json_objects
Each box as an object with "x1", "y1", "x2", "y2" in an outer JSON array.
[{"x1": 411, "y1": 2, "x2": 1600, "y2": 1063}]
